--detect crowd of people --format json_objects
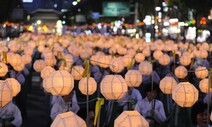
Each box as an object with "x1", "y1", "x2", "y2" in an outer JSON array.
[{"x1": 0, "y1": 32, "x2": 211, "y2": 127}]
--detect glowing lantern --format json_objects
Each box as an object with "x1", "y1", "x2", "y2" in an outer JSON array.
[
  {"x1": 195, "y1": 66, "x2": 208, "y2": 79},
  {"x1": 5, "y1": 78, "x2": 21, "y2": 96},
  {"x1": 153, "y1": 50, "x2": 163, "y2": 60},
  {"x1": 199, "y1": 78, "x2": 212, "y2": 93},
  {"x1": 114, "y1": 111, "x2": 149, "y2": 127},
  {"x1": 158, "y1": 54, "x2": 170, "y2": 66},
  {"x1": 125, "y1": 70, "x2": 142, "y2": 87},
  {"x1": 138, "y1": 61, "x2": 153, "y2": 75},
  {"x1": 109, "y1": 58, "x2": 124, "y2": 73},
  {"x1": 0, "y1": 62, "x2": 8, "y2": 77},
  {"x1": 80, "y1": 51, "x2": 90, "y2": 60},
  {"x1": 172, "y1": 82, "x2": 198, "y2": 107},
  {"x1": 98, "y1": 55, "x2": 111, "y2": 68},
  {"x1": 174, "y1": 66, "x2": 188, "y2": 79},
  {"x1": 10, "y1": 54, "x2": 22, "y2": 67},
  {"x1": 51, "y1": 111, "x2": 86, "y2": 127},
  {"x1": 13, "y1": 63, "x2": 25, "y2": 72},
  {"x1": 0, "y1": 80, "x2": 13, "y2": 107},
  {"x1": 117, "y1": 47, "x2": 127, "y2": 55},
  {"x1": 196, "y1": 50, "x2": 208, "y2": 59},
  {"x1": 100, "y1": 75, "x2": 128, "y2": 100},
  {"x1": 22, "y1": 54, "x2": 32, "y2": 64},
  {"x1": 122, "y1": 55, "x2": 133, "y2": 67},
  {"x1": 180, "y1": 55, "x2": 191, "y2": 66},
  {"x1": 43, "y1": 70, "x2": 74, "y2": 96},
  {"x1": 71, "y1": 66, "x2": 84, "y2": 80},
  {"x1": 33, "y1": 60, "x2": 46, "y2": 72},
  {"x1": 78, "y1": 77, "x2": 97, "y2": 95},
  {"x1": 159, "y1": 76, "x2": 177, "y2": 94},
  {"x1": 135, "y1": 53, "x2": 145, "y2": 63},
  {"x1": 41, "y1": 66, "x2": 55, "y2": 79},
  {"x1": 45, "y1": 56, "x2": 57, "y2": 67}
]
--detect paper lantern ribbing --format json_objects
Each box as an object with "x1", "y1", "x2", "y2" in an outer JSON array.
[
  {"x1": 195, "y1": 66, "x2": 208, "y2": 79},
  {"x1": 98, "y1": 56, "x2": 111, "y2": 68},
  {"x1": 0, "y1": 80, "x2": 13, "y2": 107},
  {"x1": 100, "y1": 75, "x2": 128, "y2": 100},
  {"x1": 78, "y1": 77, "x2": 97, "y2": 95},
  {"x1": 174, "y1": 66, "x2": 188, "y2": 79},
  {"x1": 10, "y1": 54, "x2": 22, "y2": 67},
  {"x1": 71, "y1": 66, "x2": 84, "y2": 80},
  {"x1": 22, "y1": 54, "x2": 32, "y2": 65},
  {"x1": 0, "y1": 62, "x2": 8, "y2": 77},
  {"x1": 45, "y1": 56, "x2": 57, "y2": 67},
  {"x1": 138, "y1": 61, "x2": 153, "y2": 75},
  {"x1": 114, "y1": 111, "x2": 149, "y2": 127},
  {"x1": 109, "y1": 58, "x2": 124, "y2": 73},
  {"x1": 159, "y1": 76, "x2": 177, "y2": 94},
  {"x1": 125, "y1": 70, "x2": 142, "y2": 87},
  {"x1": 51, "y1": 111, "x2": 86, "y2": 127},
  {"x1": 43, "y1": 70, "x2": 74, "y2": 96},
  {"x1": 172, "y1": 82, "x2": 198, "y2": 107},
  {"x1": 158, "y1": 54, "x2": 170, "y2": 66},
  {"x1": 41, "y1": 66, "x2": 55, "y2": 79},
  {"x1": 5, "y1": 78, "x2": 21, "y2": 96},
  {"x1": 135, "y1": 53, "x2": 145, "y2": 63},
  {"x1": 122, "y1": 55, "x2": 133, "y2": 67},
  {"x1": 33, "y1": 60, "x2": 46, "y2": 72},
  {"x1": 199, "y1": 78, "x2": 212, "y2": 93}
]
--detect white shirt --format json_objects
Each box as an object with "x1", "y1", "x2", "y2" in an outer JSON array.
[
  {"x1": 134, "y1": 97, "x2": 166, "y2": 124},
  {"x1": 50, "y1": 93, "x2": 80, "y2": 120},
  {"x1": 118, "y1": 88, "x2": 142, "y2": 110},
  {"x1": 0, "y1": 102, "x2": 22, "y2": 127}
]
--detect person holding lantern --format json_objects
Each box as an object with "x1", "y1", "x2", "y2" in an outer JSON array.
[
  {"x1": 191, "y1": 101, "x2": 212, "y2": 127},
  {"x1": 0, "y1": 102, "x2": 22, "y2": 127},
  {"x1": 50, "y1": 90, "x2": 80, "y2": 120},
  {"x1": 134, "y1": 83, "x2": 166, "y2": 127},
  {"x1": 118, "y1": 87, "x2": 142, "y2": 111}
]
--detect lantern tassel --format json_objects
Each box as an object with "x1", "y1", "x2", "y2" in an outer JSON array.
[
  {"x1": 82, "y1": 59, "x2": 90, "y2": 78},
  {"x1": 94, "y1": 98, "x2": 104, "y2": 126},
  {"x1": 127, "y1": 58, "x2": 134, "y2": 70},
  {"x1": 2, "y1": 51, "x2": 7, "y2": 64}
]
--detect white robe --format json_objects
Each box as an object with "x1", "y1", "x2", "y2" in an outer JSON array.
[
  {"x1": 134, "y1": 97, "x2": 166, "y2": 124},
  {"x1": 50, "y1": 92, "x2": 80, "y2": 120},
  {"x1": 0, "y1": 102, "x2": 22, "y2": 127},
  {"x1": 118, "y1": 88, "x2": 142, "y2": 110}
]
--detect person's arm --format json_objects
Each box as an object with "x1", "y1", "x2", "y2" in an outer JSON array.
[
  {"x1": 152, "y1": 101, "x2": 167, "y2": 123},
  {"x1": 11, "y1": 105, "x2": 22, "y2": 127}
]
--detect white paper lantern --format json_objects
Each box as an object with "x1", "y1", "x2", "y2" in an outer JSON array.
[
  {"x1": 172, "y1": 82, "x2": 198, "y2": 107},
  {"x1": 51, "y1": 111, "x2": 86, "y2": 127},
  {"x1": 109, "y1": 58, "x2": 125, "y2": 73},
  {"x1": 153, "y1": 50, "x2": 163, "y2": 60},
  {"x1": 43, "y1": 70, "x2": 74, "y2": 96},
  {"x1": 78, "y1": 77, "x2": 97, "y2": 95},
  {"x1": 125, "y1": 70, "x2": 142, "y2": 87},
  {"x1": 199, "y1": 78, "x2": 212, "y2": 93},
  {"x1": 5, "y1": 78, "x2": 21, "y2": 97},
  {"x1": 195, "y1": 66, "x2": 208, "y2": 79},
  {"x1": 41, "y1": 66, "x2": 55, "y2": 79},
  {"x1": 138, "y1": 61, "x2": 153, "y2": 75},
  {"x1": 100, "y1": 75, "x2": 128, "y2": 100},
  {"x1": 159, "y1": 76, "x2": 177, "y2": 94},
  {"x1": 135, "y1": 53, "x2": 145, "y2": 63},
  {"x1": 22, "y1": 54, "x2": 32, "y2": 64},
  {"x1": 71, "y1": 66, "x2": 84, "y2": 80},
  {"x1": 0, "y1": 62, "x2": 8, "y2": 77},
  {"x1": 180, "y1": 55, "x2": 191, "y2": 66},
  {"x1": 158, "y1": 54, "x2": 170, "y2": 66},
  {"x1": 0, "y1": 80, "x2": 13, "y2": 107},
  {"x1": 174, "y1": 66, "x2": 188, "y2": 79},
  {"x1": 114, "y1": 111, "x2": 149, "y2": 127},
  {"x1": 33, "y1": 60, "x2": 46, "y2": 72}
]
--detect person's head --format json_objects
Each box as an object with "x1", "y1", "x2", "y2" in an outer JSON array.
[
  {"x1": 191, "y1": 101, "x2": 209, "y2": 127},
  {"x1": 145, "y1": 83, "x2": 159, "y2": 102}
]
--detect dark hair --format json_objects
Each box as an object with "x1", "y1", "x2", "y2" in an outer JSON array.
[
  {"x1": 191, "y1": 101, "x2": 208, "y2": 124},
  {"x1": 145, "y1": 82, "x2": 159, "y2": 93}
]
